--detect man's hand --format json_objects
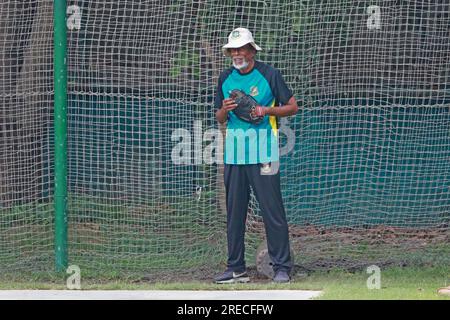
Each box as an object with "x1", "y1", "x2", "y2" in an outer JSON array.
[
  {"x1": 221, "y1": 98, "x2": 238, "y2": 112},
  {"x1": 251, "y1": 106, "x2": 266, "y2": 118},
  {"x1": 216, "y1": 98, "x2": 238, "y2": 123}
]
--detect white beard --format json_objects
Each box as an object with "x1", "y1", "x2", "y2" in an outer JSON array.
[{"x1": 232, "y1": 58, "x2": 249, "y2": 70}]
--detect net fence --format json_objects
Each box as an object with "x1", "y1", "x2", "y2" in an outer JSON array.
[
  {"x1": 0, "y1": 0, "x2": 54, "y2": 272},
  {"x1": 0, "y1": 0, "x2": 449, "y2": 278}
]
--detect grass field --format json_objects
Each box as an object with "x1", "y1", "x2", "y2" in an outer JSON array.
[
  {"x1": 1, "y1": 198, "x2": 449, "y2": 300},
  {"x1": 0, "y1": 266, "x2": 448, "y2": 300}
]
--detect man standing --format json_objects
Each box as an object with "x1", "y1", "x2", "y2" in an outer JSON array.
[{"x1": 214, "y1": 27, "x2": 298, "y2": 283}]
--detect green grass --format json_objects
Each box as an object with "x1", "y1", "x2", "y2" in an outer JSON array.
[
  {"x1": 0, "y1": 266, "x2": 448, "y2": 300},
  {"x1": 304, "y1": 266, "x2": 450, "y2": 300},
  {"x1": 1, "y1": 197, "x2": 448, "y2": 300}
]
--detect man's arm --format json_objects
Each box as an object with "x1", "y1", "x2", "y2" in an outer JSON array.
[
  {"x1": 266, "y1": 96, "x2": 298, "y2": 117},
  {"x1": 252, "y1": 96, "x2": 298, "y2": 118}
]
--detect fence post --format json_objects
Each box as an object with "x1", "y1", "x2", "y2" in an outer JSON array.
[{"x1": 54, "y1": 0, "x2": 68, "y2": 272}]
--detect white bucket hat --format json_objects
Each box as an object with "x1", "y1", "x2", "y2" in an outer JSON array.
[{"x1": 222, "y1": 27, "x2": 262, "y2": 56}]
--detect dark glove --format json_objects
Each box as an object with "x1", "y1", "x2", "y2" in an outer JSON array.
[{"x1": 229, "y1": 89, "x2": 264, "y2": 125}]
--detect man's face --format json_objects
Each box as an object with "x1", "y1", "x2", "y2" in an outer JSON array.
[{"x1": 228, "y1": 44, "x2": 256, "y2": 70}]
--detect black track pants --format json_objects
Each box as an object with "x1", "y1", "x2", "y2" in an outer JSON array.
[{"x1": 223, "y1": 163, "x2": 293, "y2": 273}]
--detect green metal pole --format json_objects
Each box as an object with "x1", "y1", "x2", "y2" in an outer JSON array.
[{"x1": 54, "y1": 0, "x2": 68, "y2": 272}]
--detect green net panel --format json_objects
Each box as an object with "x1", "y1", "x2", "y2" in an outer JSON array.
[{"x1": 0, "y1": 0, "x2": 449, "y2": 277}]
